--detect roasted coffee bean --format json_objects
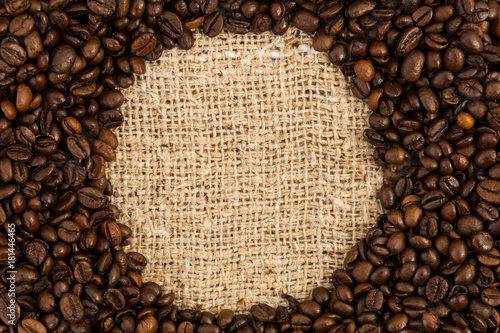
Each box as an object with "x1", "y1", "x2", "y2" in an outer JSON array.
[
  {"x1": 66, "y1": 134, "x2": 91, "y2": 160},
  {"x1": 225, "y1": 17, "x2": 251, "y2": 34},
  {"x1": 365, "y1": 289, "x2": 383, "y2": 311},
  {"x1": 397, "y1": 26, "x2": 423, "y2": 55},
  {"x1": 386, "y1": 313, "x2": 408, "y2": 333},
  {"x1": 251, "y1": 303, "x2": 276, "y2": 322},
  {"x1": 77, "y1": 187, "x2": 106, "y2": 209},
  {"x1": 49, "y1": 44, "x2": 76, "y2": 74},
  {"x1": 426, "y1": 276, "x2": 449, "y2": 303},
  {"x1": 402, "y1": 50, "x2": 425, "y2": 82},
  {"x1": 345, "y1": 0, "x2": 376, "y2": 18},
  {"x1": 136, "y1": 315, "x2": 159, "y2": 333},
  {"x1": 292, "y1": 9, "x2": 320, "y2": 33},
  {"x1": 477, "y1": 180, "x2": 500, "y2": 204},
  {"x1": 59, "y1": 292, "x2": 84, "y2": 323},
  {"x1": 0, "y1": 42, "x2": 27, "y2": 67},
  {"x1": 127, "y1": 251, "x2": 148, "y2": 270},
  {"x1": 18, "y1": 318, "x2": 47, "y2": 333},
  {"x1": 159, "y1": 11, "x2": 184, "y2": 38},
  {"x1": 131, "y1": 33, "x2": 157, "y2": 57},
  {"x1": 204, "y1": 12, "x2": 224, "y2": 37}
]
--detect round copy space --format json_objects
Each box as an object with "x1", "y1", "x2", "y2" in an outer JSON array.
[{"x1": 107, "y1": 27, "x2": 383, "y2": 312}]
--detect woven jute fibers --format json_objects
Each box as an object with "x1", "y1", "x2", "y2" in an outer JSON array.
[{"x1": 108, "y1": 27, "x2": 383, "y2": 312}]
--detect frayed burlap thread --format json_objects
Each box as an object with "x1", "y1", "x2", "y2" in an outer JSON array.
[{"x1": 107, "y1": 27, "x2": 383, "y2": 312}]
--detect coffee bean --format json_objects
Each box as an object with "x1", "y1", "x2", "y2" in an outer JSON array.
[
  {"x1": 459, "y1": 30, "x2": 483, "y2": 54},
  {"x1": 365, "y1": 289, "x2": 383, "y2": 311},
  {"x1": 204, "y1": 12, "x2": 224, "y2": 37},
  {"x1": 397, "y1": 26, "x2": 423, "y2": 55},
  {"x1": 290, "y1": 313, "x2": 312, "y2": 331},
  {"x1": 421, "y1": 190, "x2": 447, "y2": 210},
  {"x1": 136, "y1": 315, "x2": 159, "y2": 333},
  {"x1": 454, "y1": 264, "x2": 476, "y2": 285},
  {"x1": 60, "y1": 292, "x2": 84, "y2": 323},
  {"x1": 298, "y1": 300, "x2": 321, "y2": 319},
  {"x1": 77, "y1": 187, "x2": 106, "y2": 209},
  {"x1": 127, "y1": 251, "x2": 148, "y2": 271},
  {"x1": 49, "y1": 44, "x2": 76, "y2": 74},
  {"x1": 159, "y1": 10, "x2": 184, "y2": 38},
  {"x1": 402, "y1": 50, "x2": 425, "y2": 82},
  {"x1": 345, "y1": 0, "x2": 376, "y2": 18},
  {"x1": 251, "y1": 303, "x2": 276, "y2": 322},
  {"x1": 131, "y1": 33, "x2": 157, "y2": 57},
  {"x1": 458, "y1": 79, "x2": 483, "y2": 100},
  {"x1": 0, "y1": 42, "x2": 27, "y2": 67},
  {"x1": 87, "y1": 0, "x2": 116, "y2": 16},
  {"x1": 456, "y1": 215, "x2": 483, "y2": 236},
  {"x1": 419, "y1": 310, "x2": 439, "y2": 332},
  {"x1": 477, "y1": 180, "x2": 500, "y2": 204},
  {"x1": 386, "y1": 313, "x2": 408, "y2": 333},
  {"x1": 426, "y1": 276, "x2": 448, "y2": 303},
  {"x1": 5, "y1": 0, "x2": 30, "y2": 15},
  {"x1": 19, "y1": 318, "x2": 47, "y2": 333},
  {"x1": 292, "y1": 9, "x2": 320, "y2": 33}
]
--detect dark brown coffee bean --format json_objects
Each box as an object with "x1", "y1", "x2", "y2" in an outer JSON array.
[
  {"x1": 427, "y1": 118, "x2": 449, "y2": 142},
  {"x1": 386, "y1": 313, "x2": 408, "y2": 333},
  {"x1": 421, "y1": 311, "x2": 440, "y2": 333},
  {"x1": 454, "y1": 264, "x2": 476, "y2": 285},
  {"x1": 299, "y1": 300, "x2": 321, "y2": 319},
  {"x1": 456, "y1": 215, "x2": 483, "y2": 236},
  {"x1": 77, "y1": 187, "x2": 106, "y2": 209},
  {"x1": 481, "y1": 287, "x2": 500, "y2": 307},
  {"x1": 397, "y1": 26, "x2": 423, "y2": 56},
  {"x1": 19, "y1": 318, "x2": 47, "y2": 333},
  {"x1": 5, "y1": 0, "x2": 30, "y2": 15},
  {"x1": 74, "y1": 260, "x2": 93, "y2": 283},
  {"x1": 136, "y1": 315, "x2": 159, "y2": 333},
  {"x1": 203, "y1": 12, "x2": 224, "y2": 37},
  {"x1": 402, "y1": 50, "x2": 425, "y2": 82},
  {"x1": 458, "y1": 79, "x2": 483, "y2": 100},
  {"x1": 476, "y1": 202, "x2": 499, "y2": 222},
  {"x1": 449, "y1": 240, "x2": 467, "y2": 264},
  {"x1": 225, "y1": 17, "x2": 251, "y2": 34},
  {"x1": 87, "y1": 0, "x2": 116, "y2": 16},
  {"x1": 159, "y1": 10, "x2": 184, "y2": 38},
  {"x1": 7, "y1": 143, "x2": 31, "y2": 162},
  {"x1": 127, "y1": 251, "x2": 148, "y2": 271},
  {"x1": 351, "y1": 77, "x2": 371, "y2": 99},
  {"x1": 365, "y1": 289, "x2": 383, "y2": 311},
  {"x1": 426, "y1": 276, "x2": 448, "y2": 303},
  {"x1": 418, "y1": 87, "x2": 439, "y2": 113},
  {"x1": 0, "y1": 42, "x2": 27, "y2": 67},
  {"x1": 49, "y1": 44, "x2": 76, "y2": 74},
  {"x1": 345, "y1": 0, "x2": 376, "y2": 18},
  {"x1": 421, "y1": 190, "x2": 447, "y2": 210},
  {"x1": 459, "y1": 30, "x2": 483, "y2": 54},
  {"x1": 477, "y1": 180, "x2": 500, "y2": 204},
  {"x1": 291, "y1": 313, "x2": 312, "y2": 331},
  {"x1": 292, "y1": 9, "x2": 320, "y2": 33},
  {"x1": 59, "y1": 292, "x2": 84, "y2": 323},
  {"x1": 66, "y1": 134, "x2": 91, "y2": 160},
  {"x1": 217, "y1": 309, "x2": 234, "y2": 329},
  {"x1": 131, "y1": 32, "x2": 157, "y2": 57},
  {"x1": 251, "y1": 303, "x2": 275, "y2": 322},
  {"x1": 100, "y1": 220, "x2": 121, "y2": 246}
]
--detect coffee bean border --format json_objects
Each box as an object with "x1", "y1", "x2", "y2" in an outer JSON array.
[{"x1": 5, "y1": 0, "x2": 500, "y2": 332}]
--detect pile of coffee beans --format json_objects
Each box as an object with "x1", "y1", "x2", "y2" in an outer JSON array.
[{"x1": 3, "y1": 0, "x2": 500, "y2": 331}]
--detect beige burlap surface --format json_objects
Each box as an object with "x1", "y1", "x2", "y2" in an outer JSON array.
[{"x1": 107, "y1": 27, "x2": 383, "y2": 312}]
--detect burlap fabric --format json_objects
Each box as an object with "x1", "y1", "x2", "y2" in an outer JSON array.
[{"x1": 107, "y1": 27, "x2": 383, "y2": 312}]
